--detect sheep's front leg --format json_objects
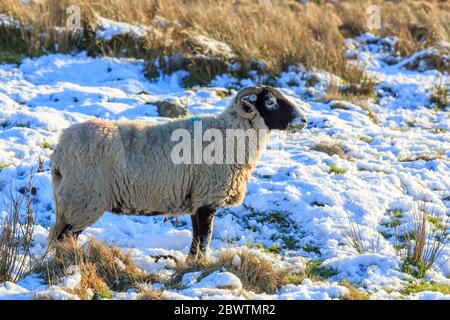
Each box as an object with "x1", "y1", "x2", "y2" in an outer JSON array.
[{"x1": 187, "y1": 206, "x2": 215, "y2": 261}]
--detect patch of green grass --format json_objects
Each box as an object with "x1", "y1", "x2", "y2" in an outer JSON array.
[
  {"x1": 401, "y1": 280, "x2": 450, "y2": 295},
  {"x1": 359, "y1": 136, "x2": 373, "y2": 144},
  {"x1": 266, "y1": 244, "x2": 282, "y2": 254},
  {"x1": 399, "y1": 202, "x2": 449, "y2": 279},
  {"x1": 390, "y1": 220, "x2": 402, "y2": 228},
  {"x1": 393, "y1": 209, "x2": 403, "y2": 219},
  {"x1": 381, "y1": 210, "x2": 403, "y2": 228},
  {"x1": 282, "y1": 261, "x2": 339, "y2": 286},
  {"x1": 304, "y1": 260, "x2": 338, "y2": 281},
  {"x1": 402, "y1": 258, "x2": 428, "y2": 279},
  {"x1": 41, "y1": 141, "x2": 53, "y2": 150},
  {"x1": 255, "y1": 211, "x2": 292, "y2": 235},
  {"x1": 13, "y1": 121, "x2": 31, "y2": 128},
  {"x1": 214, "y1": 90, "x2": 230, "y2": 99},
  {"x1": 247, "y1": 243, "x2": 281, "y2": 254},
  {"x1": 264, "y1": 212, "x2": 290, "y2": 229},
  {"x1": 0, "y1": 163, "x2": 11, "y2": 171},
  {"x1": 328, "y1": 165, "x2": 347, "y2": 175},
  {"x1": 0, "y1": 49, "x2": 25, "y2": 65},
  {"x1": 396, "y1": 233, "x2": 411, "y2": 244},
  {"x1": 310, "y1": 201, "x2": 326, "y2": 207},
  {"x1": 301, "y1": 244, "x2": 321, "y2": 255},
  {"x1": 380, "y1": 231, "x2": 393, "y2": 239},
  {"x1": 243, "y1": 208, "x2": 300, "y2": 250},
  {"x1": 94, "y1": 288, "x2": 113, "y2": 300},
  {"x1": 427, "y1": 216, "x2": 446, "y2": 232},
  {"x1": 280, "y1": 235, "x2": 300, "y2": 251},
  {"x1": 247, "y1": 243, "x2": 266, "y2": 250}
]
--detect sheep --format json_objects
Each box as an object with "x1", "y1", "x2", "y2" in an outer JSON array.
[{"x1": 48, "y1": 85, "x2": 307, "y2": 260}]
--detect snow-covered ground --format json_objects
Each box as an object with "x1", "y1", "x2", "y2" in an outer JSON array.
[{"x1": 0, "y1": 34, "x2": 449, "y2": 300}]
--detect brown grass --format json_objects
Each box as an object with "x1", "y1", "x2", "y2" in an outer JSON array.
[
  {"x1": 341, "y1": 217, "x2": 382, "y2": 255},
  {"x1": 0, "y1": 0, "x2": 448, "y2": 86},
  {"x1": 430, "y1": 79, "x2": 449, "y2": 110},
  {"x1": 137, "y1": 285, "x2": 163, "y2": 300},
  {"x1": 322, "y1": 82, "x2": 378, "y2": 123},
  {"x1": 401, "y1": 201, "x2": 449, "y2": 278},
  {"x1": 340, "y1": 280, "x2": 370, "y2": 300},
  {"x1": 170, "y1": 248, "x2": 289, "y2": 294},
  {"x1": 40, "y1": 238, "x2": 158, "y2": 299},
  {"x1": 32, "y1": 292, "x2": 56, "y2": 300},
  {"x1": 0, "y1": 176, "x2": 37, "y2": 283},
  {"x1": 310, "y1": 142, "x2": 352, "y2": 161},
  {"x1": 398, "y1": 153, "x2": 443, "y2": 162}
]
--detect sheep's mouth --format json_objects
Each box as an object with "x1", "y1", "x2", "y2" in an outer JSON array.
[{"x1": 287, "y1": 122, "x2": 306, "y2": 133}]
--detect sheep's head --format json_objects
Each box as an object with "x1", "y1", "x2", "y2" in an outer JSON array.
[{"x1": 234, "y1": 85, "x2": 307, "y2": 132}]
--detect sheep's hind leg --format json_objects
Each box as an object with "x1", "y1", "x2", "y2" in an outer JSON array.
[
  {"x1": 56, "y1": 224, "x2": 84, "y2": 241},
  {"x1": 188, "y1": 214, "x2": 200, "y2": 260},
  {"x1": 187, "y1": 206, "x2": 215, "y2": 261}
]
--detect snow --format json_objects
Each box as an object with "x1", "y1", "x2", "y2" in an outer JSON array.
[
  {"x1": 189, "y1": 34, "x2": 235, "y2": 60},
  {"x1": 0, "y1": 282, "x2": 29, "y2": 300},
  {"x1": 0, "y1": 33, "x2": 449, "y2": 300},
  {"x1": 34, "y1": 286, "x2": 80, "y2": 300},
  {"x1": 59, "y1": 266, "x2": 82, "y2": 290},
  {"x1": 277, "y1": 279, "x2": 348, "y2": 300},
  {"x1": 190, "y1": 272, "x2": 242, "y2": 290},
  {"x1": 96, "y1": 17, "x2": 161, "y2": 41},
  {"x1": 409, "y1": 291, "x2": 450, "y2": 300}
]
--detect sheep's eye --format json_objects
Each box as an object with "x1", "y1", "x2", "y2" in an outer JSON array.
[
  {"x1": 265, "y1": 96, "x2": 278, "y2": 110},
  {"x1": 242, "y1": 94, "x2": 257, "y2": 102}
]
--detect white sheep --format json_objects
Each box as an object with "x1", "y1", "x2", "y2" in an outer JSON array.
[{"x1": 48, "y1": 85, "x2": 306, "y2": 260}]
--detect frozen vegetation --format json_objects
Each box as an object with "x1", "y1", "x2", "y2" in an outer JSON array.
[{"x1": 0, "y1": 29, "x2": 449, "y2": 299}]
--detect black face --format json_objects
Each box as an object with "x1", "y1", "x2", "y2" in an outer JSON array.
[{"x1": 254, "y1": 87, "x2": 297, "y2": 130}]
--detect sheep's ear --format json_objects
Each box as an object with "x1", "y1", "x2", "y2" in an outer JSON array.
[{"x1": 234, "y1": 87, "x2": 261, "y2": 119}]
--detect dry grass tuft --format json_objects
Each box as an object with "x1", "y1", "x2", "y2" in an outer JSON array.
[
  {"x1": 430, "y1": 80, "x2": 449, "y2": 110},
  {"x1": 401, "y1": 202, "x2": 449, "y2": 278},
  {"x1": 171, "y1": 248, "x2": 289, "y2": 294},
  {"x1": 340, "y1": 280, "x2": 370, "y2": 300},
  {"x1": 137, "y1": 285, "x2": 163, "y2": 300},
  {"x1": 341, "y1": 218, "x2": 381, "y2": 255},
  {"x1": 40, "y1": 238, "x2": 157, "y2": 299},
  {"x1": 32, "y1": 292, "x2": 56, "y2": 300},
  {"x1": 0, "y1": 0, "x2": 447, "y2": 86},
  {"x1": 322, "y1": 82, "x2": 378, "y2": 123},
  {"x1": 310, "y1": 142, "x2": 352, "y2": 161},
  {"x1": 0, "y1": 176, "x2": 37, "y2": 283},
  {"x1": 398, "y1": 152, "x2": 444, "y2": 163}
]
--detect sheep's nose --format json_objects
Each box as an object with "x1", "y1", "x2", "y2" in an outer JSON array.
[{"x1": 288, "y1": 116, "x2": 307, "y2": 132}]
